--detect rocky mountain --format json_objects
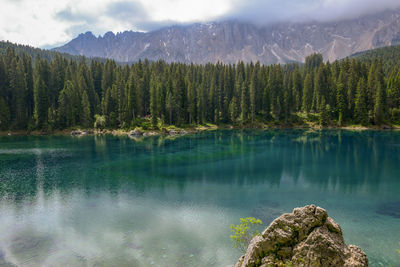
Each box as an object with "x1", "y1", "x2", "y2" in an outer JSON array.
[{"x1": 54, "y1": 8, "x2": 400, "y2": 65}]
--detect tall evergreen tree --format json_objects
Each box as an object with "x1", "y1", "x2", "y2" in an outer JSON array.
[
  {"x1": 249, "y1": 71, "x2": 257, "y2": 125},
  {"x1": 33, "y1": 76, "x2": 48, "y2": 129},
  {"x1": 240, "y1": 81, "x2": 248, "y2": 123},
  {"x1": 374, "y1": 83, "x2": 385, "y2": 125},
  {"x1": 14, "y1": 59, "x2": 28, "y2": 129},
  {"x1": 81, "y1": 90, "x2": 91, "y2": 128},
  {"x1": 0, "y1": 97, "x2": 10, "y2": 130},
  {"x1": 302, "y1": 73, "x2": 313, "y2": 112},
  {"x1": 355, "y1": 78, "x2": 368, "y2": 125},
  {"x1": 150, "y1": 76, "x2": 159, "y2": 127},
  {"x1": 336, "y1": 82, "x2": 346, "y2": 126},
  {"x1": 166, "y1": 90, "x2": 175, "y2": 125}
]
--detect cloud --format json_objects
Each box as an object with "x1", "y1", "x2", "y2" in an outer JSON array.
[
  {"x1": 225, "y1": 0, "x2": 400, "y2": 25},
  {"x1": 0, "y1": 0, "x2": 73, "y2": 48},
  {"x1": 106, "y1": 1, "x2": 148, "y2": 21},
  {"x1": 56, "y1": 6, "x2": 97, "y2": 23},
  {"x1": 1, "y1": 0, "x2": 400, "y2": 48}
]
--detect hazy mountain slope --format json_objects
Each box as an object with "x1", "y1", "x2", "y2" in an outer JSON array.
[
  {"x1": 0, "y1": 41, "x2": 108, "y2": 63},
  {"x1": 54, "y1": 9, "x2": 400, "y2": 64}
]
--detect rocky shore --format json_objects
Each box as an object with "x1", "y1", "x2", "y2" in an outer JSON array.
[{"x1": 1, "y1": 123, "x2": 399, "y2": 137}]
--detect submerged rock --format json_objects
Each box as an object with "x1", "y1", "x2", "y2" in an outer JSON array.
[
  {"x1": 70, "y1": 130, "x2": 87, "y2": 136},
  {"x1": 235, "y1": 205, "x2": 368, "y2": 267},
  {"x1": 143, "y1": 131, "x2": 159, "y2": 137},
  {"x1": 381, "y1": 125, "x2": 393, "y2": 130},
  {"x1": 167, "y1": 129, "x2": 188, "y2": 136},
  {"x1": 167, "y1": 129, "x2": 179, "y2": 136},
  {"x1": 376, "y1": 201, "x2": 400, "y2": 218},
  {"x1": 128, "y1": 129, "x2": 143, "y2": 137}
]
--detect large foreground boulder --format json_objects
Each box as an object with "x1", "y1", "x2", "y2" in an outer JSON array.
[{"x1": 235, "y1": 205, "x2": 368, "y2": 267}]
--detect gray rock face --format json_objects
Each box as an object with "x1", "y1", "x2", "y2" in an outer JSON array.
[
  {"x1": 54, "y1": 9, "x2": 400, "y2": 65},
  {"x1": 235, "y1": 205, "x2": 368, "y2": 267}
]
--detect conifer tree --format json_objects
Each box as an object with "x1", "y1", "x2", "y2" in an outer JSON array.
[
  {"x1": 186, "y1": 77, "x2": 196, "y2": 124},
  {"x1": 336, "y1": 82, "x2": 346, "y2": 126},
  {"x1": 33, "y1": 76, "x2": 48, "y2": 129},
  {"x1": 0, "y1": 97, "x2": 10, "y2": 130},
  {"x1": 166, "y1": 90, "x2": 175, "y2": 125},
  {"x1": 347, "y1": 62, "x2": 358, "y2": 117},
  {"x1": 292, "y1": 68, "x2": 303, "y2": 111},
  {"x1": 126, "y1": 73, "x2": 137, "y2": 125},
  {"x1": 302, "y1": 73, "x2": 313, "y2": 112},
  {"x1": 58, "y1": 80, "x2": 75, "y2": 127},
  {"x1": 355, "y1": 78, "x2": 368, "y2": 125},
  {"x1": 249, "y1": 72, "x2": 257, "y2": 125},
  {"x1": 14, "y1": 59, "x2": 28, "y2": 129},
  {"x1": 22, "y1": 54, "x2": 34, "y2": 118},
  {"x1": 374, "y1": 83, "x2": 385, "y2": 125},
  {"x1": 373, "y1": 62, "x2": 387, "y2": 125},
  {"x1": 150, "y1": 76, "x2": 159, "y2": 127},
  {"x1": 81, "y1": 90, "x2": 91, "y2": 128},
  {"x1": 197, "y1": 82, "x2": 206, "y2": 124},
  {"x1": 229, "y1": 96, "x2": 239, "y2": 123},
  {"x1": 240, "y1": 81, "x2": 248, "y2": 123}
]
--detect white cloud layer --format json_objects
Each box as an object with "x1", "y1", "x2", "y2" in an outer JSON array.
[
  {"x1": 0, "y1": 0, "x2": 232, "y2": 48},
  {"x1": 226, "y1": 0, "x2": 400, "y2": 24},
  {"x1": 1, "y1": 0, "x2": 400, "y2": 48}
]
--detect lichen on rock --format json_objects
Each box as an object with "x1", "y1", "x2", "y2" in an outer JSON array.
[{"x1": 235, "y1": 205, "x2": 368, "y2": 267}]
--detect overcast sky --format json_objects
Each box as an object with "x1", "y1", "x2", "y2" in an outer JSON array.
[{"x1": 1, "y1": 0, "x2": 400, "y2": 48}]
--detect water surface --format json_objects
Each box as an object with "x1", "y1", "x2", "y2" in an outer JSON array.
[{"x1": 0, "y1": 130, "x2": 399, "y2": 266}]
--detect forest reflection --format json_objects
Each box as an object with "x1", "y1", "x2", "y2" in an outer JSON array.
[{"x1": 1, "y1": 130, "x2": 399, "y2": 203}]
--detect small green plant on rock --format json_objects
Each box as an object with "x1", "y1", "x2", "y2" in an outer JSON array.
[{"x1": 230, "y1": 217, "x2": 263, "y2": 252}]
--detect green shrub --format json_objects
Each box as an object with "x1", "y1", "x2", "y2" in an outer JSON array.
[
  {"x1": 391, "y1": 108, "x2": 400, "y2": 124},
  {"x1": 306, "y1": 113, "x2": 320, "y2": 122},
  {"x1": 230, "y1": 217, "x2": 263, "y2": 253},
  {"x1": 94, "y1": 114, "x2": 106, "y2": 130}
]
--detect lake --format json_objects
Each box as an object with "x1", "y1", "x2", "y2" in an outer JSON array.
[{"x1": 0, "y1": 130, "x2": 399, "y2": 266}]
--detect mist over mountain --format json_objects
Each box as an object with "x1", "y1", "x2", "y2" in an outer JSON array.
[{"x1": 54, "y1": 8, "x2": 400, "y2": 64}]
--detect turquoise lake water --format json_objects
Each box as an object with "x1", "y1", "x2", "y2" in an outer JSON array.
[{"x1": 0, "y1": 130, "x2": 399, "y2": 266}]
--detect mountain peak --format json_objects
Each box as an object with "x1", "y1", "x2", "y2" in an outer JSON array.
[
  {"x1": 54, "y1": 9, "x2": 400, "y2": 64},
  {"x1": 78, "y1": 31, "x2": 95, "y2": 38}
]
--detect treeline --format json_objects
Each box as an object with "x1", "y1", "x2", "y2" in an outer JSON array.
[
  {"x1": 351, "y1": 45, "x2": 400, "y2": 74},
  {"x1": 1, "y1": 48, "x2": 400, "y2": 131}
]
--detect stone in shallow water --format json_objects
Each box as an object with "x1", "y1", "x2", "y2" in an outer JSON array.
[
  {"x1": 128, "y1": 129, "x2": 143, "y2": 137},
  {"x1": 235, "y1": 205, "x2": 368, "y2": 267},
  {"x1": 71, "y1": 130, "x2": 87, "y2": 136},
  {"x1": 376, "y1": 202, "x2": 400, "y2": 218},
  {"x1": 126, "y1": 242, "x2": 142, "y2": 250}
]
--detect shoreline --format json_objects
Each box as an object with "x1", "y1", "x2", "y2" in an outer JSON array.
[{"x1": 1, "y1": 123, "x2": 399, "y2": 137}]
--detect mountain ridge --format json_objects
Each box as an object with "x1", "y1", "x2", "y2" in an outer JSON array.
[{"x1": 54, "y1": 8, "x2": 400, "y2": 64}]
